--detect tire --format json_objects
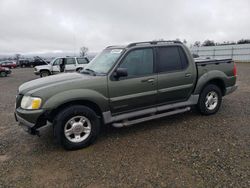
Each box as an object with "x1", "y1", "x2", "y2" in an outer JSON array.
[
  {"x1": 0, "y1": 72, "x2": 7, "y2": 77},
  {"x1": 22, "y1": 64, "x2": 25, "y2": 68},
  {"x1": 197, "y1": 84, "x2": 222, "y2": 115},
  {"x1": 54, "y1": 105, "x2": 101, "y2": 150},
  {"x1": 40, "y1": 70, "x2": 50, "y2": 77}
]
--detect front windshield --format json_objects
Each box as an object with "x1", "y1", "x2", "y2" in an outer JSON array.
[{"x1": 84, "y1": 48, "x2": 124, "y2": 74}]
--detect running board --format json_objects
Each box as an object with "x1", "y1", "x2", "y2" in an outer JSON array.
[{"x1": 112, "y1": 107, "x2": 190, "y2": 128}]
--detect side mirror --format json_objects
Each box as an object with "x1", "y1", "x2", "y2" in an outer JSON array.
[{"x1": 114, "y1": 68, "x2": 128, "y2": 78}]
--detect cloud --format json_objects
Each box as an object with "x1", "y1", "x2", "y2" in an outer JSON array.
[{"x1": 0, "y1": 0, "x2": 249, "y2": 54}]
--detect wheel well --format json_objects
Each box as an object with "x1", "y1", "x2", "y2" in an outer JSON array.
[
  {"x1": 48, "y1": 100, "x2": 103, "y2": 122},
  {"x1": 204, "y1": 79, "x2": 226, "y2": 96},
  {"x1": 40, "y1": 69, "x2": 51, "y2": 74},
  {"x1": 76, "y1": 67, "x2": 83, "y2": 71}
]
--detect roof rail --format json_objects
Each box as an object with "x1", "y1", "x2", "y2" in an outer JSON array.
[
  {"x1": 127, "y1": 40, "x2": 182, "y2": 48},
  {"x1": 106, "y1": 46, "x2": 116, "y2": 48},
  {"x1": 106, "y1": 45, "x2": 124, "y2": 49}
]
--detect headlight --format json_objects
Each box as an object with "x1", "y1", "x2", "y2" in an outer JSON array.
[{"x1": 21, "y1": 96, "x2": 42, "y2": 110}]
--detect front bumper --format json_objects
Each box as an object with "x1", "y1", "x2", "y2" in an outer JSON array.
[
  {"x1": 15, "y1": 108, "x2": 47, "y2": 135},
  {"x1": 15, "y1": 112, "x2": 35, "y2": 128},
  {"x1": 225, "y1": 85, "x2": 238, "y2": 95},
  {"x1": 34, "y1": 70, "x2": 40, "y2": 75}
]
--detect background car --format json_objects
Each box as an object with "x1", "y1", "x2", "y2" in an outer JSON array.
[
  {"x1": 34, "y1": 57, "x2": 89, "y2": 77},
  {"x1": 19, "y1": 57, "x2": 49, "y2": 68},
  {"x1": 0, "y1": 61, "x2": 17, "y2": 69},
  {"x1": 19, "y1": 59, "x2": 31, "y2": 68},
  {"x1": 30, "y1": 57, "x2": 49, "y2": 67},
  {"x1": 0, "y1": 66, "x2": 11, "y2": 77}
]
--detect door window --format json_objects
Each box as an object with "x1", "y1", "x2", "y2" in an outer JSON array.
[
  {"x1": 53, "y1": 58, "x2": 62, "y2": 65},
  {"x1": 119, "y1": 48, "x2": 153, "y2": 77},
  {"x1": 65, "y1": 58, "x2": 75, "y2": 65},
  {"x1": 157, "y1": 46, "x2": 185, "y2": 72}
]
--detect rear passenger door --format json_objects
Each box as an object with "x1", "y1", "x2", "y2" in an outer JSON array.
[
  {"x1": 156, "y1": 46, "x2": 196, "y2": 105},
  {"x1": 65, "y1": 58, "x2": 76, "y2": 72}
]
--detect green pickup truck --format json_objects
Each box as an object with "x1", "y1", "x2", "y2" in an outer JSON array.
[{"x1": 15, "y1": 41, "x2": 237, "y2": 150}]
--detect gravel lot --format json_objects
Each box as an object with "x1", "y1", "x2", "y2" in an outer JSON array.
[{"x1": 0, "y1": 65, "x2": 249, "y2": 187}]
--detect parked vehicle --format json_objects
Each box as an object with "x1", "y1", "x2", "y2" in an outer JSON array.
[
  {"x1": 0, "y1": 61, "x2": 17, "y2": 69},
  {"x1": 20, "y1": 57, "x2": 49, "y2": 68},
  {"x1": 192, "y1": 53, "x2": 199, "y2": 58},
  {"x1": 15, "y1": 41, "x2": 237, "y2": 150},
  {"x1": 34, "y1": 57, "x2": 89, "y2": 77},
  {"x1": 30, "y1": 57, "x2": 50, "y2": 67},
  {"x1": 19, "y1": 59, "x2": 31, "y2": 68},
  {"x1": 0, "y1": 66, "x2": 11, "y2": 77}
]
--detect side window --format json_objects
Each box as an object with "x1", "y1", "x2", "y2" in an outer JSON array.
[
  {"x1": 119, "y1": 48, "x2": 153, "y2": 77},
  {"x1": 53, "y1": 58, "x2": 62, "y2": 65},
  {"x1": 77, "y1": 58, "x2": 88, "y2": 64},
  {"x1": 178, "y1": 47, "x2": 189, "y2": 69},
  {"x1": 157, "y1": 46, "x2": 182, "y2": 72},
  {"x1": 65, "y1": 58, "x2": 75, "y2": 65}
]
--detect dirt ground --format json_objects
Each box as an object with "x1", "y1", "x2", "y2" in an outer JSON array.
[{"x1": 0, "y1": 64, "x2": 249, "y2": 187}]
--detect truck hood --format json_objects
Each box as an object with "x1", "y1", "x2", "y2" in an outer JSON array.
[{"x1": 18, "y1": 73, "x2": 90, "y2": 94}]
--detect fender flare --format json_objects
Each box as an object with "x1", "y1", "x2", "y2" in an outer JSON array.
[{"x1": 193, "y1": 70, "x2": 227, "y2": 94}]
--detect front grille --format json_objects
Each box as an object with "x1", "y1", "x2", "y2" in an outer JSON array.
[{"x1": 16, "y1": 94, "x2": 23, "y2": 108}]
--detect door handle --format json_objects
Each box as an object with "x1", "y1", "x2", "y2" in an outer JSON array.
[
  {"x1": 185, "y1": 73, "x2": 192, "y2": 77},
  {"x1": 141, "y1": 78, "x2": 155, "y2": 83}
]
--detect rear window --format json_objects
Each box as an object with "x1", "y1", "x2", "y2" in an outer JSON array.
[{"x1": 77, "y1": 58, "x2": 88, "y2": 64}]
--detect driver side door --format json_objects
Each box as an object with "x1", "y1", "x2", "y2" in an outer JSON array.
[
  {"x1": 52, "y1": 58, "x2": 62, "y2": 74},
  {"x1": 108, "y1": 48, "x2": 157, "y2": 114}
]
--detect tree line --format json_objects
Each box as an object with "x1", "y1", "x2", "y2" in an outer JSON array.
[{"x1": 192, "y1": 39, "x2": 250, "y2": 47}]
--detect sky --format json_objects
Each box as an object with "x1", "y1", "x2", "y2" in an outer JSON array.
[{"x1": 0, "y1": 0, "x2": 250, "y2": 55}]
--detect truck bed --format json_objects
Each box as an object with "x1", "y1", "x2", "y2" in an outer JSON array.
[{"x1": 194, "y1": 58, "x2": 236, "y2": 94}]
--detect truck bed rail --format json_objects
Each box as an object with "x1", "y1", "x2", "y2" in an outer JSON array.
[{"x1": 195, "y1": 58, "x2": 233, "y2": 66}]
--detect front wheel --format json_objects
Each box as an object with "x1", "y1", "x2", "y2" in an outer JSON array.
[
  {"x1": 197, "y1": 84, "x2": 222, "y2": 115},
  {"x1": 0, "y1": 72, "x2": 7, "y2": 77},
  {"x1": 40, "y1": 70, "x2": 50, "y2": 77},
  {"x1": 54, "y1": 105, "x2": 100, "y2": 150}
]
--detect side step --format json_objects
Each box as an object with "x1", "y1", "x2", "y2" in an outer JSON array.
[{"x1": 112, "y1": 107, "x2": 190, "y2": 128}]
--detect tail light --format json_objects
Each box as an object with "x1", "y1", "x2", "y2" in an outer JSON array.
[{"x1": 233, "y1": 63, "x2": 237, "y2": 77}]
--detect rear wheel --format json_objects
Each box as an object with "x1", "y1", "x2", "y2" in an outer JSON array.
[
  {"x1": 0, "y1": 72, "x2": 7, "y2": 77},
  {"x1": 40, "y1": 70, "x2": 50, "y2": 77},
  {"x1": 197, "y1": 84, "x2": 222, "y2": 115},
  {"x1": 54, "y1": 105, "x2": 100, "y2": 150}
]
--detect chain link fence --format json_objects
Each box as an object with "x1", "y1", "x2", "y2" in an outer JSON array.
[{"x1": 190, "y1": 44, "x2": 250, "y2": 62}]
